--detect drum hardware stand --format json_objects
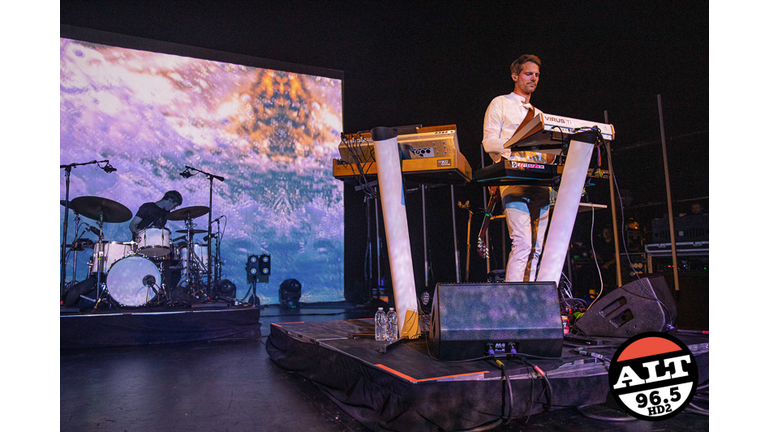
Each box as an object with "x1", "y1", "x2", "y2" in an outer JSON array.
[
  {"x1": 208, "y1": 220, "x2": 224, "y2": 292},
  {"x1": 65, "y1": 213, "x2": 87, "y2": 288},
  {"x1": 179, "y1": 165, "x2": 225, "y2": 298},
  {"x1": 91, "y1": 278, "x2": 112, "y2": 311},
  {"x1": 142, "y1": 276, "x2": 164, "y2": 307},
  {"x1": 93, "y1": 218, "x2": 108, "y2": 306},
  {"x1": 175, "y1": 216, "x2": 208, "y2": 300},
  {"x1": 91, "y1": 244, "x2": 113, "y2": 311},
  {"x1": 211, "y1": 225, "x2": 222, "y2": 284},
  {"x1": 212, "y1": 232, "x2": 222, "y2": 286},
  {"x1": 60, "y1": 159, "x2": 114, "y2": 297},
  {"x1": 152, "y1": 260, "x2": 176, "y2": 307},
  {"x1": 126, "y1": 240, "x2": 139, "y2": 254}
]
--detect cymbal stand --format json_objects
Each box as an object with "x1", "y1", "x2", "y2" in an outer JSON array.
[
  {"x1": 176, "y1": 216, "x2": 194, "y2": 290},
  {"x1": 193, "y1": 248, "x2": 210, "y2": 296}
]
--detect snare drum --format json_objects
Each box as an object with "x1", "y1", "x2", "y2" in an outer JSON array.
[
  {"x1": 136, "y1": 227, "x2": 171, "y2": 257},
  {"x1": 89, "y1": 241, "x2": 133, "y2": 274},
  {"x1": 106, "y1": 255, "x2": 162, "y2": 307}
]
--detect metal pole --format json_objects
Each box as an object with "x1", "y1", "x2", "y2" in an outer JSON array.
[
  {"x1": 366, "y1": 197, "x2": 374, "y2": 297},
  {"x1": 657, "y1": 94, "x2": 680, "y2": 291},
  {"x1": 61, "y1": 168, "x2": 72, "y2": 297},
  {"x1": 375, "y1": 197, "x2": 381, "y2": 290},
  {"x1": 208, "y1": 176, "x2": 214, "y2": 297},
  {"x1": 604, "y1": 110, "x2": 623, "y2": 287},
  {"x1": 421, "y1": 185, "x2": 428, "y2": 287}
]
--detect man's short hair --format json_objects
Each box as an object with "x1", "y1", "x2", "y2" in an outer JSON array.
[
  {"x1": 163, "y1": 190, "x2": 183, "y2": 206},
  {"x1": 510, "y1": 54, "x2": 542, "y2": 76}
]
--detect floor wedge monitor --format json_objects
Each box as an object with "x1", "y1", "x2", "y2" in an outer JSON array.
[
  {"x1": 573, "y1": 276, "x2": 678, "y2": 337},
  {"x1": 428, "y1": 282, "x2": 563, "y2": 361}
]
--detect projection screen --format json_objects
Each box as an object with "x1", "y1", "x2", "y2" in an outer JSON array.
[{"x1": 60, "y1": 32, "x2": 344, "y2": 305}]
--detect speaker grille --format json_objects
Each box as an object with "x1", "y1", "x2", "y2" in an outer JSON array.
[{"x1": 428, "y1": 282, "x2": 563, "y2": 360}]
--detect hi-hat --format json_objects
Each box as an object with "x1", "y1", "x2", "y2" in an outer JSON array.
[
  {"x1": 168, "y1": 206, "x2": 210, "y2": 220},
  {"x1": 69, "y1": 196, "x2": 133, "y2": 223}
]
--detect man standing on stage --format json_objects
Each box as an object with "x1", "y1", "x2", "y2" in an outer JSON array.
[{"x1": 482, "y1": 54, "x2": 556, "y2": 282}]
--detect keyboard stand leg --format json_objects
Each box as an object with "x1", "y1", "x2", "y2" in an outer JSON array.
[{"x1": 537, "y1": 130, "x2": 599, "y2": 287}]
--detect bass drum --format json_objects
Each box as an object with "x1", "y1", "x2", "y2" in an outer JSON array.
[{"x1": 106, "y1": 255, "x2": 162, "y2": 307}]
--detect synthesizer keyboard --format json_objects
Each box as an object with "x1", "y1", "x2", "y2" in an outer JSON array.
[
  {"x1": 334, "y1": 125, "x2": 472, "y2": 184},
  {"x1": 504, "y1": 113, "x2": 615, "y2": 153}
]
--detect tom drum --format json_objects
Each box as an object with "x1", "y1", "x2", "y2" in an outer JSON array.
[
  {"x1": 136, "y1": 227, "x2": 171, "y2": 257},
  {"x1": 89, "y1": 241, "x2": 133, "y2": 275}
]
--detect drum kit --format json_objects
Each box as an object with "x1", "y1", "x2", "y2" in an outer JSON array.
[{"x1": 62, "y1": 196, "x2": 222, "y2": 309}]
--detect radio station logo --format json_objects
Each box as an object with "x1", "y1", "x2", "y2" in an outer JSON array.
[{"x1": 609, "y1": 332, "x2": 698, "y2": 421}]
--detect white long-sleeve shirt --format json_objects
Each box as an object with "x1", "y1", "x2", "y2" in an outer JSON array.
[{"x1": 482, "y1": 91, "x2": 553, "y2": 165}]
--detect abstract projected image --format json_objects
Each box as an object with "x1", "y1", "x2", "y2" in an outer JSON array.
[{"x1": 60, "y1": 37, "x2": 344, "y2": 305}]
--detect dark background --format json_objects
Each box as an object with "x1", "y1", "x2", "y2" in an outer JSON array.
[{"x1": 60, "y1": 0, "x2": 709, "y2": 303}]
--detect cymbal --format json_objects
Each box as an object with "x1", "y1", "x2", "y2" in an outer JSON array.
[
  {"x1": 70, "y1": 196, "x2": 133, "y2": 223},
  {"x1": 172, "y1": 239, "x2": 209, "y2": 247},
  {"x1": 168, "y1": 206, "x2": 210, "y2": 221},
  {"x1": 175, "y1": 229, "x2": 208, "y2": 234}
]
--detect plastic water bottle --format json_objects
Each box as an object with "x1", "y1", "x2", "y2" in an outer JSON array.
[
  {"x1": 386, "y1": 307, "x2": 398, "y2": 342},
  {"x1": 375, "y1": 307, "x2": 387, "y2": 341}
]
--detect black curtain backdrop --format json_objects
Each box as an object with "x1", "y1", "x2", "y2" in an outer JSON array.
[{"x1": 60, "y1": 0, "x2": 709, "y2": 303}]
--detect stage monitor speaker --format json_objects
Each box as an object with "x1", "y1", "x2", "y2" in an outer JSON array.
[
  {"x1": 427, "y1": 282, "x2": 563, "y2": 361},
  {"x1": 573, "y1": 276, "x2": 677, "y2": 338}
]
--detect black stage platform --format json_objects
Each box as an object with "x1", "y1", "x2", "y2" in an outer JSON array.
[
  {"x1": 266, "y1": 318, "x2": 709, "y2": 431},
  {"x1": 60, "y1": 303, "x2": 262, "y2": 349}
]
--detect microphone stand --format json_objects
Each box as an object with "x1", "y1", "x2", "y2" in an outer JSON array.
[
  {"x1": 211, "y1": 220, "x2": 222, "y2": 283},
  {"x1": 182, "y1": 165, "x2": 225, "y2": 298},
  {"x1": 60, "y1": 159, "x2": 111, "y2": 298}
]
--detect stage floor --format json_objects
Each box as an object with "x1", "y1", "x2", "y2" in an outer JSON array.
[
  {"x1": 266, "y1": 317, "x2": 709, "y2": 431},
  {"x1": 60, "y1": 301, "x2": 710, "y2": 431}
]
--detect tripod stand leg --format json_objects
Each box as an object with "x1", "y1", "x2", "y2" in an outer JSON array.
[{"x1": 92, "y1": 280, "x2": 110, "y2": 311}]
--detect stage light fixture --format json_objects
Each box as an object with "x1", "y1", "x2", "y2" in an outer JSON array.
[
  {"x1": 279, "y1": 278, "x2": 301, "y2": 308},
  {"x1": 259, "y1": 254, "x2": 271, "y2": 276},
  {"x1": 246, "y1": 254, "x2": 270, "y2": 283},
  {"x1": 246, "y1": 254, "x2": 259, "y2": 283},
  {"x1": 215, "y1": 279, "x2": 237, "y2": 298}
]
